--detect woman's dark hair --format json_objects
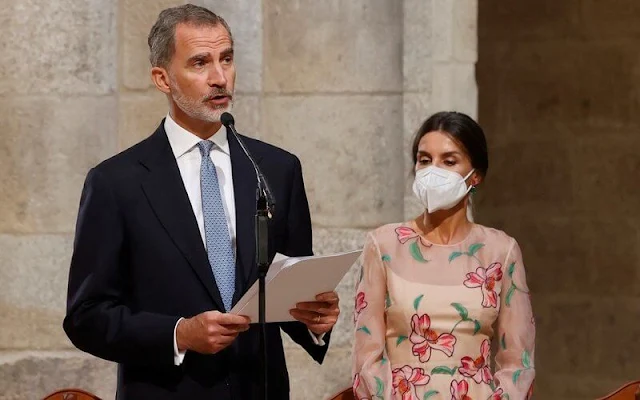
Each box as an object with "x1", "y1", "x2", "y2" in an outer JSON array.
[{"x1": 411, "y1": 111, "x2": 489, "y2": 177}]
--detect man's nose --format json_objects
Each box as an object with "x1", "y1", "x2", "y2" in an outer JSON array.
[{"x1": 207, "y1": 63, "x2": 227, "y2": 88}]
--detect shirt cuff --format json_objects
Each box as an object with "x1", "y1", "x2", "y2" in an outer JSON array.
[
  {"x1": 173, "y1": 317, "x2": 186, "y2": 366},
  {"x1": 308, "y1": 329, "x2": 326, "y2": 346}
]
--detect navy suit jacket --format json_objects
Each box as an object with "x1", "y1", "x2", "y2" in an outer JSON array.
[{"x1": 63, "y1": 121, "x2": 329, "y2": 399}]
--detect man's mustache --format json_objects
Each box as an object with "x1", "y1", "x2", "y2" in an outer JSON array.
[{"x1": 203, "y1": 89, "x2": 233, "y2": 102}]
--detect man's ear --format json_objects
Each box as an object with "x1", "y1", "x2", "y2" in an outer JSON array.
[{"x1": 151, "y1": 66, "x2": 171, "y2": 95}]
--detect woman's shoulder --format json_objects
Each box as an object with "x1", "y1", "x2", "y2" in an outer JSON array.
[
  {"x1": 365, "y1": 222, "x2": 411, "y2": 246},
  {"x1": 472, "y1": 223, "x2": 519, "y2": 248},
  {"x1": 370, "y1": 222, "x2": 406, "y2": 235}
]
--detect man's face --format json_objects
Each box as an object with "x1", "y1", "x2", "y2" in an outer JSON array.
[{"x1": 166, "y1": 23, "x2": 235, "y2": 123}]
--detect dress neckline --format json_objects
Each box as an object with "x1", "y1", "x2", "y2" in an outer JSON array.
[{"x1": 408, "y1": 220, "x2": 477, "y2": 247}]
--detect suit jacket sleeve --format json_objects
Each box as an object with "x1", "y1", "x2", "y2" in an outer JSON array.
[
  {"x1": 278, "y1": 156, "x2": 331, "y2": 364},
  {"x1": 63, "y1": 168, "x2": 180, "y2": 366}
]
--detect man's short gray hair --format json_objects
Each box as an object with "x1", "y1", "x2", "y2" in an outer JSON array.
[{"x1": 148, "y1": 4, "x2": 233, "y2": 68}]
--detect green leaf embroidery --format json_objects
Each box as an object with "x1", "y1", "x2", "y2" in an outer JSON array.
[
  {"x1": 381, "y1": 254, "x2": 391, "y2": 262},
  {"x1": 512, "y1": 369, "x2": 522, "y2": 384},
  {"x1": 489, "y1": 381, "x2": 497, "y2": 391},
  {"x1": 431, "y1": 366, "x2": 458, "y2": 376},
  {"x1": 357, "y1": 326, "x2": 371, "y2": 335},
  {"x1": 508, "y1": 261, "x2": 516, "y2": 278},
  {"x1": 413, "y1": 294, "x2": 424, "y2": 311},
  {"x1": 502, "y1": 394, "x2": 511, "y2": 400},
  {"x1": 448, "y1": 251, "x2": 463, "y2": 263},
  {"x1": 381, "y1": 356, "x2": 387, "y2": 365},
  {"x1": 505, "y1": 283, "x2": 516, "y2": 307},
  {"x1": 473, "y1": 319, "x2": 481, "y2": 335},
  {"x1": 451, "y1": 303, "x2": 469, "y2": 320},
  {"x1": 396, "y1": 335, "x2": 408, "y2": 346},
  {"x1": 385, "y1": 292, "x2": 391, "y2": 309},
  {"x1": 409, "y1": 241, "x2": 429, "y2": 263},
  {"x1": 423, "y1": 390, "x2": 439, "y2": 400},
  {"x1": 375, "y1": 377, "x2": 384, "y2": 397},
  {"x1": 522, "y1": 349, "x2": 532, "y2": 369},
  {"x1": 467, "y1": 243, "x2": 485, "y2": 256},
  {"x1": 358, "y1": 267, "x2": 364, "y2": 284},
  {"x1": 500, "y1": 333, "x2": 507, "y2": 350}
]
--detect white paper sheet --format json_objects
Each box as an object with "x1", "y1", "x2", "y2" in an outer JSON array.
[{"x1": 229, "y1": 250, "x2": 362, "y2": 323}]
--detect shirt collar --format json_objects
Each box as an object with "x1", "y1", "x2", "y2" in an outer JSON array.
[{"x1": 164, "y1": 113, "x2": 230, "y2": 159}]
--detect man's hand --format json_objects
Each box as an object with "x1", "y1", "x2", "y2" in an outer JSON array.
[
  {"x1": 176, "y1": 311, "x2": 250, "y2": 354},
  {"x1": 289, "y1": 291, "x2": 340, "y2": 335}
]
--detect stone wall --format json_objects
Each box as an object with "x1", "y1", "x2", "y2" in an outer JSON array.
[
  {"x1": 0, "y1": 1, "x2": 477, "y2": 399},
  {"x1": 0, "y1": 1, "x2": 119, "y2": 399},
  {"x1": 477, "y1": 1, "x2": 640, "y2": 399}
]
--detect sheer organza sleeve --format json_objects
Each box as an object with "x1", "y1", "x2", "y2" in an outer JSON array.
[
  {"x1": 352, "y1": 233, "x2": 392, "y2": 399},
  {"x1": 494, "y1": 239, "x2": 536, "y2": 399}
]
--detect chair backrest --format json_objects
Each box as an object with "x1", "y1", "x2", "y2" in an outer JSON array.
[
  {"x1": 42, "y1": 388, "x2": 102, "y2": 400},
  {"x1": 596, "y1": 380, "x2": 640, "y2": 400},
  {"x1": 328, "y1": 387, "x2": 356, "y2": 400}
]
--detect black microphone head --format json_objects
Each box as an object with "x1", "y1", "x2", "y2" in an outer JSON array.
[{"x1": 220, "y1": 112, "x2": 235, "y2": 127}]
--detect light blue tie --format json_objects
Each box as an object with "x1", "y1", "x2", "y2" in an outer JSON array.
[{"x1": 197, "y1": 140, "x2": 235, "y2": 311}]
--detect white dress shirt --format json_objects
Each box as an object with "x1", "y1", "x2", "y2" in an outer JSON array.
[
  {"x1": 165, "y1": 113, "x2": 236, "y2": 248},
  {"x1": 163, "y1": 114, "x2": 324, "y2": 366}
]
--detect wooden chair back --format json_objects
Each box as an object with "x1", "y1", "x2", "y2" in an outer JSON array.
[{"x1": 42, "y1": 388, "x2": 101, "y2": 400}]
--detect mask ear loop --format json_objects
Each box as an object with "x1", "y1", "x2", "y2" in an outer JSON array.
[
  {"x1": 463, "y1": 169, "x2": 476, "y2": 195},
  {"x1": 466, "y1": 170, "x2": 478, "y2": 222}
]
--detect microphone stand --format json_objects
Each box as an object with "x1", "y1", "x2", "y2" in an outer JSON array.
[
  {"x1": 221, "y1": 113, "x2": 274, "y2": 400},
  {"x1": 255, "y1": 182, "x2": 270, "y2": 400}
]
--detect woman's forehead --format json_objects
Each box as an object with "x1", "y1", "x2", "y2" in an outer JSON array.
[{"x1": 418, "y1": 131, "x2": 465, "y2": 153}]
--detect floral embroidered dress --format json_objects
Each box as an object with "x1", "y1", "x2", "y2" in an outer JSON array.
[{"x1": 352, "y1": 222, "x2": 535, "y2": 400}]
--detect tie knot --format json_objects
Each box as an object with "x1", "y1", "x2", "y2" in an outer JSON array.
[{"x1": 197, "y1": 140, "x2": 215, "y2": 157}]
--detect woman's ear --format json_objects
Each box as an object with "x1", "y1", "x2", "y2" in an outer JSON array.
[{"x1": 470, "y1": 172, "x2": 483, "y2": 187}]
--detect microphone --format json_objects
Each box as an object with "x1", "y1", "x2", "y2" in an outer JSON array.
[{"x1": 220, "y1": 112, "x2": 275, "y2": 217}]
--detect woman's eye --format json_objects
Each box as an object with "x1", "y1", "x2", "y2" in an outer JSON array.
[
  {"x1": 418, "y1": 159, "x2": 431, "y2": 165},
  {"x1": 444, "y1": 160, "x2": 456, "y2": 166}
]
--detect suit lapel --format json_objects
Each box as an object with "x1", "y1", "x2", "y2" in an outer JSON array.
[
  {"x1": 139, "y1": 124, "x2": 225, "y2": 310},
  {"x1": 228, "y1": 133, "x2": 261, "y2": 289}
]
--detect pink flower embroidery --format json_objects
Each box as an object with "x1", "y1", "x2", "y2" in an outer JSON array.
[
  {"x1": 463, "y1": 262, "x2": 503, "y2": 308},
  {"x1": 489, "y1": 388, "x2": 504, "y2": 400},
  {"x1": 355, "y1": 292, "x2": 368, "y2": 314},
  {"x1": 450, "y1": 379, "x2": 472, "y2": 400},
  {"x1": 392, "y1": 366, "x2": 430, "y2": 400},
  {"x1": 354, "y1": 291, "x2": 368, "y2": 323},
  {"x1": 395, "y1": 226, "x2": 431, "y2": 247},
  {"x1": 410, "y1": 314, "x2": 457, "y2": 362},
  {"x1": 459, "y1": 339, "x2": 493, "y2": 384},
  {"x1": 352, "y1": 373, "x2": 369, "y2": 400}
]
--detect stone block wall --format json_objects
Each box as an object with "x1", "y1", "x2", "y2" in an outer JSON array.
[{"x1": 0, "y1": 1, "x2": 477, "y2": 398}]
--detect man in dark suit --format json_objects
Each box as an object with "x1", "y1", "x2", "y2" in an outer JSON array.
[{"x1": 63, "y1": 4, "x2": 339, "y2": 399}]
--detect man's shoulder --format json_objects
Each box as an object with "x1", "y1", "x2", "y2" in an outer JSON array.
[
  {"x1": 92, "y1": 124, "x2": 164, "y2": 177},
  {"x1": 241, "y1": 135, "x2": 300, "y2": 166}
]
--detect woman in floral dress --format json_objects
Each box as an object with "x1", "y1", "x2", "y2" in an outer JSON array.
[{"x1": 352, "y1": 112, "x2": 535, "y2": 400}]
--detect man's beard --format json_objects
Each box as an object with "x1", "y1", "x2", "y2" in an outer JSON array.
[{"x1": 170, "y1": 81, "x2": 233, "y2": 123}]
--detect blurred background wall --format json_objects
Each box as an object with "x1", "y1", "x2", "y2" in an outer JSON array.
[
  {"x1": 0, "y1": 1, "x2": 637, "y2": 399},
  {"x1": 476, "y1": 1, "x2": 640, "y2": 399}
]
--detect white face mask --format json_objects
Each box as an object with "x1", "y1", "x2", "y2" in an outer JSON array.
[{"x1": 412, "y1": 166, "x2": 475, "y2": 213}]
